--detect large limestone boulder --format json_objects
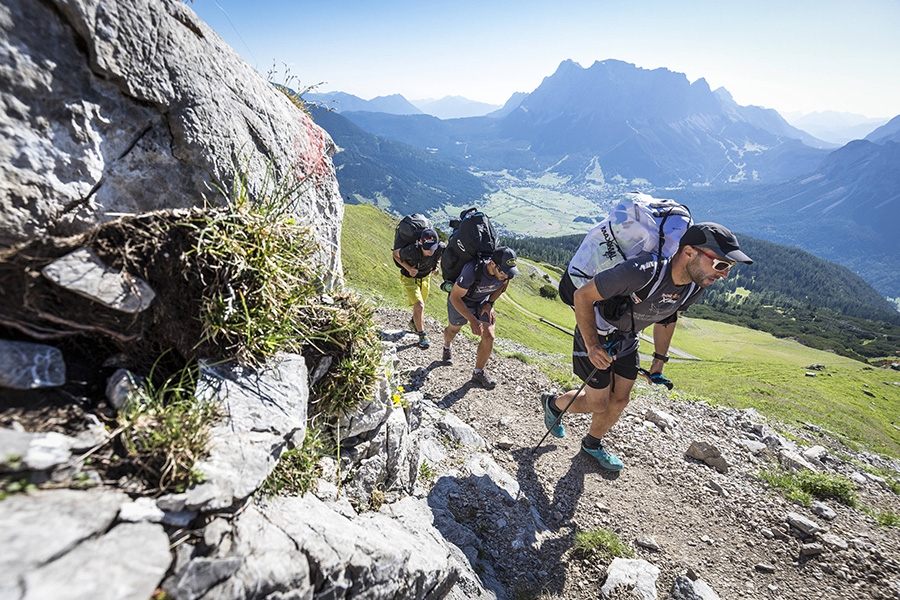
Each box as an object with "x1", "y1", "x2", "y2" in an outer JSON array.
[{"x1": 0, "y1": 0, "x2": 342, "y2": 277}]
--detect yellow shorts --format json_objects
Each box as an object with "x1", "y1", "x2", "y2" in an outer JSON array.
[{"x1": 400, "y1": 274, "x2": 430, "y2": 306}]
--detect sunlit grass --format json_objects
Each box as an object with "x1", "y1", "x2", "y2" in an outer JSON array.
[
  {"x1": 117, "y1": 362, "x2": 218, "y2": 493},
  {"x1": 759, "y1": 467, "x2": 858, "y2": 507},
  {"x1": 873, "y1": 510, "x2": 900, "y2": 527},
  {"x1": 259, "y1": 428, "x2": 324, "y2": 497},
  {"x1": 341, "y1": 203, "x2": 447, "y2": 318},
  {"x1": 665, "y1": 317, "x2": 900, "y2": 457},
  {"x1": 573, "y1": 528, "x2": 635, "y2": 559}
]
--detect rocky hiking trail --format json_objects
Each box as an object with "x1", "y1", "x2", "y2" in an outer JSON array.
[{"x1": 376, "y1": 307, "x2": 900, "y2": 599}]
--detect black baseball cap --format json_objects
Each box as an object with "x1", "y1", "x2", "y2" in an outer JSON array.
[
  {"x1": 420, "y1": 228, "x2": 440, "y2": 252},
  {"x1": 491, "y1": 246, "x2": 520, "y2": 276},
  {"x1": 679, "y1": 222, "x2": 753, "y2": 264}
]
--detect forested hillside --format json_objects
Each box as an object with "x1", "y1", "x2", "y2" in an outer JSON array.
[
  {"x1": 310, "y1": 106, "x2": 489, "y2": 216},
  {"x1": 500, "y1": 233, "x2": 900, "y2": 361}
]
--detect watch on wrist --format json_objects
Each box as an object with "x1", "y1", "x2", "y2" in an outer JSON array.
[{"x1": 652, "y1": 352, "x2": 670, "y2": 363}]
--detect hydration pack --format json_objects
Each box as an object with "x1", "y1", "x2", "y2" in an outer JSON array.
[
  {"x1": 440, "y1": 208, "x2": 497, "y2": 292},
  {"x1": 559, "y1": 193, "x2": 692, "y2": 306}
]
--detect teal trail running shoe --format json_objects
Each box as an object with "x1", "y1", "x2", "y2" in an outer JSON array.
[
  {"x1": 581, "y1": 441, "x2": 624, "y2": 471},
  {"x1": 541, "y1": 392, "x2": 564, "y2": 438}
]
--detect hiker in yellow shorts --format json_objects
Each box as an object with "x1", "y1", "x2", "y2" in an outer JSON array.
[{"x1": 392, "y1": 228, "x2": 444, "y2": 348}]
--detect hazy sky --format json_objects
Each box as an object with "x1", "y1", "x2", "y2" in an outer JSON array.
[{"x1": 190, "y1": 0, "x2": 899, "y2": 119}]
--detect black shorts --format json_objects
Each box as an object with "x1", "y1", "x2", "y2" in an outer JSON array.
[{"x1": 573, "y1": 326, "x2": 639, "y2": 389}]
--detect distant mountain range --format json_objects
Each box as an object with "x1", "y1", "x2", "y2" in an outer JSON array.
[
  {"x1": 866, "y1": 115, "x2": 900, "y2": 144},
  {"x1": 341, "y1": 59, "x2": 834, "y2": 186},
  {"x1": 307, "y1": 91, "x2": 502, "y2": 120},
  {"x1": 310, "y1": 106, "x2": 489, "y2": 216},
  {"x1": 307, "y1": 59, "x2": 900, "y2": 300},
  {"x1": 306, "y1": 92, "x2": 422, "y2": 115},
  {"x1": 783, "y1": 111, "x2": 890, "y2": 146},
  {"x1": 410, "y1": 96, "x2": 502, "y2": 119}
]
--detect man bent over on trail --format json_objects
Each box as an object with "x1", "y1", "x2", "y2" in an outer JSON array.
[
  {"x1": 443, "y1": 247, "x2": 520, "y2": 389},
  {"x1": 541, "y1": 223, "x2": 752, "y2": 471}
]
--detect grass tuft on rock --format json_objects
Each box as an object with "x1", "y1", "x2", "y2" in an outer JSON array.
[
  {"x1": 192, "y1": 162, "x2": 381, "y2": 417},
  {"x1": 116, "y1": 362, "x2": 218, "y2": 494},
  {"x1": 62, "y1": 161, "x2": 380, "y2": 493},
  {"x1": 572, "y1": 527, "x2": 635, "y2": 560},
  {"x1": 192, "y1": 168, "x2": 324, "y2": 363},
  {"x1": 259, "y1": 428, "x2": 325, "y2": 497}
]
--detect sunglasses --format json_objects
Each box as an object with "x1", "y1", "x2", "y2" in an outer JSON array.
[{"x1": 694, "y1": 247, "x2": 735, "y2": 272}]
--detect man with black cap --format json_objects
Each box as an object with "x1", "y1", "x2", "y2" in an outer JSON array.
[
  {"x1": 393, "y1": 227, "x2": 445, "y2": 349},
  {"x1": 541, "y1": 222, "x2": 752, "y2": 470},
  {"x1": 442, "y1": 246, "x2": 520, "y2": 389}
]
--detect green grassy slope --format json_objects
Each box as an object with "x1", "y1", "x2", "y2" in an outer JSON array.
[
  {"x1": 342, "y1": 204, "x2": 900, "y2": 458},
  {"x1": 667, "y1": 318, "x2": 900, "y2": 457},
  {"x1": 340, "y1": 203, "x2": 449, "y2": 318}
]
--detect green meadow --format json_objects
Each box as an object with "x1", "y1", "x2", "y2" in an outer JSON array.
[
  {"x1": 434, "y1": 171, "x2": 608, "y2": 238},
  {"x1": 666, "y1": 318, "x2": 900, "y2": 457},
  {"x1": 342, "y1": 203, "x2": 900, "y2": 458}
]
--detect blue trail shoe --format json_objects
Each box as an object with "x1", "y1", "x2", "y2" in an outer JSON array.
[
  {"x1": 581, "y1": 441, "x2": 624, "y2": 471},
  {"x1": 541, "y1": 392, "x2": 564, "y2": 438},
  {"x1": 418, "y1": 332, "x2": 430, "y2": 349}
]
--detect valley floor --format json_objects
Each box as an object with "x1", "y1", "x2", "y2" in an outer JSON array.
[{"x1": 376, "y1": 307, "x2": 900, "y2": 599}]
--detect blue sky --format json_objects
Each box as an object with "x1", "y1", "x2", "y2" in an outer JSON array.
[{"x1": 190, "y1": 0, "x2": 899, "y2": 119}]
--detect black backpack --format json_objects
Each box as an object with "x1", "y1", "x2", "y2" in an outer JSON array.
[
  {"x1": 393, "y1": 213, "x2": 431, "y2": 251},
  {"x1": 440, "y1": 208, "x2": 497, "y2": 292},
  {"x1": 393, "y1": 213, "x2": 431, "y2": 270}
]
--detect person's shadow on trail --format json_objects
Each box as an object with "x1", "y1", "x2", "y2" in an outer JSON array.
[
  {"x1": 384, "y1": 330, "x2": 443, "y2": 355},
  {"x1": 401, "y1": 359, "x2": 448, "y2": 394},
  {"x1": 509, "y1": 443, "x2": 583, "y2": 595},
  {"x1": 434, "y1": 379, "x2": 477, "y2": 408},
  {"x1": 396, "y1": 339, "x2": 426, "y2": 352},
  {"x1": 509, "y1": 442, "x2": 621, "y2": 595}
]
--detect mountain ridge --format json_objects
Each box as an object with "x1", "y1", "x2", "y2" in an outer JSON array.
[
  {"x1": 867, "y1": 116, "x2": 900, "y2": 144},
  {"x1": 411, "y1": 95, "x2": 502, "y2": 119},
  {"x1": 307, "y1": 91, "x2": 505, "y2": 119},
  {"x1": 306, "y1": 58, "x2": 900, "y2": 298},
  {"x1": 306, "y1": 91, "x2": 423, "y2": 115},
  {"x1": 342, "y1": 59, "x2": 832, "y2": 186},
  {"x1": 310, "y1": 105, "x2": 489, "y2": 215},
  {"x1": 785, "y1": 111, "x2": 891, "y2": 145}
]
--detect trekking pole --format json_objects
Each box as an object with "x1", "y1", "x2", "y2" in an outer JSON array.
[{"x1": 532, "y1": 365, "x2": 598, "y2": 455}]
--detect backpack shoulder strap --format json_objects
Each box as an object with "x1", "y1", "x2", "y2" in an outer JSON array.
[
  {"x1": 630, "y1": 257, "x2": 665, "y2": 304},
  {"x1": 632, "y1": 257, "x2": 699, "y2": 307},
  {"x1": 463, "y1": 260, "x2": 487, "y2": 297}
]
